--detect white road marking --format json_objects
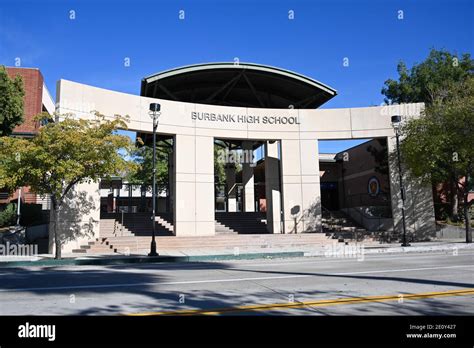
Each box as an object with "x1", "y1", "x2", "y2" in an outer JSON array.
[{"x1": 0, "y1": 264, "x2": 472, "y2": 293}]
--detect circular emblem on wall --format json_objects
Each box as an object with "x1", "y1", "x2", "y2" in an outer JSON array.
[{"x1": 368, "y1": 176, "x2": 380, "y2": 197}]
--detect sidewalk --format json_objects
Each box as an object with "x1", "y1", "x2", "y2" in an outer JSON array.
[{"x1": 0, "y1": 239, "x2": 472, "y2": 267}]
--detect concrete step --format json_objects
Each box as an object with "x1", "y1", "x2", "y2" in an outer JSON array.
[
  {"x1": 215, "y1": 213, "x2": 268, "y2": 235},
  {"x1": 82, "y1": 239, "x2": 379, "y2": 255},
  {"x1": 99, "y1": 233, "x2": 330, "y2": 240},
  {"x1": 73, "y1": 232, "x2": 346, "y2": 254}
]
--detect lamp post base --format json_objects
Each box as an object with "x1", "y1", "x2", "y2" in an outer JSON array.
[{"x1": 148, "y1": 240, "x2": 159, "y2": 256}]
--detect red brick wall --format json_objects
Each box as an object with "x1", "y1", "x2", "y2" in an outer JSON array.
[
  {"x1": 337, "y1": 139, "x2": 391, "y2": 207},
  {"x1": 434, "y1": 179, "x2": 474, "y2": 205},
  {"x1": 1, "y1": 68, "x2": 44, "y2": 205},
  {"x1": 5, "y1": 67, "x2": 43, "y2": 135}
]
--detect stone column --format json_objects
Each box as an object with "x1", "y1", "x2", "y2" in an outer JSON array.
[
  {"x1": 265, "y1": 141, "x2": 281, "y2": 233},
  {"x1": 280, "y1": 139, "x2": 321, "y2": 233},
  {"x1": 174, "y1": 134, "x2": 215, "y2": 236},
  {"x1": 242, "y1": 141, "x2": 255, "y2": 212},
  {"x1": 167, "y1": 152, "x2": 174, "y2": 214},
  {"x1": 387, "y1": 136, "x2": 436, "y2": 240},
  {"x1": 225, "y1": 163, "x2": 237, "y2": 212}
]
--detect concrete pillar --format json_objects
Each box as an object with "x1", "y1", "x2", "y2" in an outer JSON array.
[
  {"x1": 265, "y1": 141, "x2": 281, "y2": 233},
  {"x1": 174, "y1": 134, "x2": 215, "y2": 236},
  {"x1": 387, "y1": 136, "x2": 436, "y2": 240},
  {"x1": 280, "y1": 139, "x2": 321, "y2": 233},
  {"x1": 242, "y1": 141, "x2": 255, "y2": 212},
  {"x1": 225, "y1": 163, "x2": 237, "y2": 212},
  {"x1": 167, "y1": 152, "x2": 174, "y2": 214}
]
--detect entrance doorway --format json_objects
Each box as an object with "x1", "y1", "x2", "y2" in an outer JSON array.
[
  {"x1": 321, "y1": 182, "x2": 339, "y2": 210},
  {"x1": 213, "y1": 138, "x2": 281, "y2": 234}
]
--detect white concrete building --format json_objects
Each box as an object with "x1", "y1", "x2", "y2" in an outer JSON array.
[{"x1": 51, "y1": 63, "x2": 436, "y2": 253}]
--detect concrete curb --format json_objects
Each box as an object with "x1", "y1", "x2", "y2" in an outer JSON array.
[
  {"x1": 303, "y1": 242, "x2": 474, "y2": 257},
  {"x1": 0, "y1": 242, "x2": 472, "y2": 267},
  {"x1": 0, "y1": 251, "x2": 305, "y2": 267}
]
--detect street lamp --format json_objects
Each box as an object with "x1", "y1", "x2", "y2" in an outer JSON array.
[
  {"x1": 391, "y1": 115, "x2": 410, "y2": 247},
  {"x1": 148, "y1": 103, "x2": 161, "y2": 257}
]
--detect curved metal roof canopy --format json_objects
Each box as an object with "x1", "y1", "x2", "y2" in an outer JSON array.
[{"x1": 141, "y1": 63, "x2": 337, "y2": 109}]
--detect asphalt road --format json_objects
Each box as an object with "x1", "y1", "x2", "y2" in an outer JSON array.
[{"x1": 0, "y1": 250, "x2": 473, "y2": 315}]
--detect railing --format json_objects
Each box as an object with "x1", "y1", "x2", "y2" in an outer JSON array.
[
  {"x1": 0, "y1": 191, "x2": 51, "y2": 210},
  {"x1": 321, "y1": 205, "x2": 340, "y2": 231},
  {"x1": 100, "y1": 183, "x2": 171, "y2": 214},
  {"x1": 214, "y1": 183, "x2": 244, "y2": 212},
  {"x1": 321, "y1": 205, "x2": 333, "y2": 219},
  {"x1": 342, "y1": 206, "x2": 394, "y2": 232}
]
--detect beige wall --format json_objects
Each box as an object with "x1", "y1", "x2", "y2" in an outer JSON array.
[
  {"x1": 174, "y1": 134, "x2": 215, "y2": 236},
  {"x1": 49, "y1": 181, "x2": 100, "y2": 253},
  {"x1": 56, "y1": 80, "x2": 423, "y2": 142},
  {"x1": 387, "y1": 136, "x2": 436, "y2": 240}
]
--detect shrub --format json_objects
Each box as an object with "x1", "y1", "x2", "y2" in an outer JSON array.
[{"x1": 0, "y1": 203, "x2": 17, "y2": 227}]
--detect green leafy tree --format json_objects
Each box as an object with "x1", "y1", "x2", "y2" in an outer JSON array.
[
  {"x1": 127, "y1": 141, "x2": 171, "y2": 194},
  {"x1": 382, "y1": 49, "x2": 473, "y2": 105},
  {"x1": 0, "y1": 113, "x2": 135, "y2": 258},
  {"x1": 0, "y1": 65, "x2": 25, "y2": 136},
  {"x1": 382, "y1": 49, "x2": 474, "y2": 221},
  {"x1": 0, "y1": 203, "x2": 17, "y2": 227},
  {"x1": 400, "y1": 77, "x2": 474, "y2": 243},
  {"x1": 214, "y1": 143, "x2": 226, "y2": 185}
]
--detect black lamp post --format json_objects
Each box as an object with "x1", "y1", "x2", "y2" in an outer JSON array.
[
  {"x1": 391, "y1": 115, "x2": 410, "y2": 247},
  {"x1": 148, "y1": 103, "x2": 161, "y2": 257}
]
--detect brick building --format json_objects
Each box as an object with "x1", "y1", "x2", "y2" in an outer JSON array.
[
  {"x1": 0, "y1": 67, "x2": 55, "y2": 206},
  {"x1": 5, "y1": 67, "x2": 55, "y2": 137}
]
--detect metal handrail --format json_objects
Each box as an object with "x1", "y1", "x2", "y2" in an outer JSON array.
[
  {"x1": 345, "y1": 206, "x2": 394, "y2": 233},
  {"x1": 320, "y1": 205, "x2": 333, "y2": 218},
  {"x1": 352, "y1": 206, "x2": 390, "y2": 220},
  {"x1": 321, "y1": 205, "x2": 339, "y2": 231}
]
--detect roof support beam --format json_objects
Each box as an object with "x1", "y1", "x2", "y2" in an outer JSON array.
[
  {"x1": 203, "y1": 71, "x2": 244, "y2": 103},
  {"x1": 220, "y1": 72, "x2": 244, "y2": 102},
  {"x1": 242, "y1": 73, "x2": 266, "y2": 108},
  {"x1": 293, "y1": 94, "x2": 318, "y2": 109},
  {"x1": 156, "y1": 83, "x2": 179, "y2": 101}
]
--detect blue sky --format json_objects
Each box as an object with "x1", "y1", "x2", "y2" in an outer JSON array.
[{"x1": 1, "y1": 0, "x2": 472, "y2": 153}]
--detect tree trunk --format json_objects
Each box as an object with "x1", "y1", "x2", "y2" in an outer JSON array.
[
  {"x1": 465, "y1": 169, "x2": 472, "y2": 243},
  {"x1": 465, "y1": 195, "x2": 472, "y2": 243},
  {"x1": 54, "y1": 204, "x2": 62, "y2": 259},
  {"x1": 451, "y1": 180, "x2": 459, "y2": 221}
]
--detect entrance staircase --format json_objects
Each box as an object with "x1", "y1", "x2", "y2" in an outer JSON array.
[
  {"x1": 71, "y1": 233, "x2": 364, "y2": 255},
  {"x1": 72, "y1": 213, "x2": 173, "y2": 253},
  {"x1": 72, "y1": 211, "x2": 378, "y2": 255},
  {"x1": 322, "y1": 208, "x2": 377, "y2": 242},
  {"x1": 99, "y1": 212, "x2": 173, "y2": 237},
  {"x1": 215, "y1": 212, "x2": 268, "y2": 234}
]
